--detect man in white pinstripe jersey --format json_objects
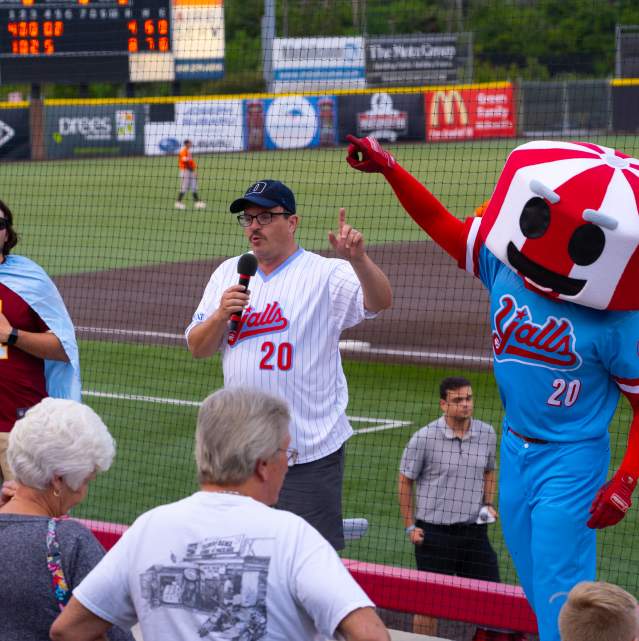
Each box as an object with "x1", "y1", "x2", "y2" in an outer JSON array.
[{"x1": 186, "y1": 179, "x2": 392, "y2": 549}]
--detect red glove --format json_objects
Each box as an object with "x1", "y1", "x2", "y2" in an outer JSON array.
[
  {"x1": 346, "y1": 134, "x2": 396, "y2": 173},
  {"x1": 587, "y1": 470, "x2": 637, "y2": 529}
]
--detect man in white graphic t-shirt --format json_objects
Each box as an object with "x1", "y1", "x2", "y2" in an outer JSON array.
[
  {"x1": 185, "y1": 179, "x2": 392, "y2": 549},
  {"x1": 50, "y1": 388, "x2": 390, "y2": 641}
]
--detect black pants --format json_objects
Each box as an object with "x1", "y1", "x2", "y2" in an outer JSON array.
[
  {"x1": 275, "y1": 446, "x2": 345, "y2": 550},
  {"x1": 414, "y1": 520, "x2": 500, "y2": 582}
]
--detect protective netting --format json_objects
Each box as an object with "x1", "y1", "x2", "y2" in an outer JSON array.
[{"x1": 1, "y1": 1, "x2": 638, "y2": 638}]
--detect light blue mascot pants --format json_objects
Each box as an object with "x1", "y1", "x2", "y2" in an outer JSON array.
[{"x1": 499, "y1": 426, "x2": 609, "y2": 641}]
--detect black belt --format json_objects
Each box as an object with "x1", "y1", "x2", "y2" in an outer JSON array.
[
  {"x1": 416, "y1": 520, "x2": 482, "y2": 532},
  {"x1": 508, "y1": 427, "x2": 548, "y2": 445}
]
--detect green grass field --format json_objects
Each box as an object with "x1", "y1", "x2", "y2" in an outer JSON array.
[
  {"x1": 2, "y1": 136, "x2": 638, "y2": 595},
  {"x1": 2, "y1": 135, "x2": 639, "y2": 275}
]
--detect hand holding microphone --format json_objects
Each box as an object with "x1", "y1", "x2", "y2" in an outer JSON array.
[{"x1": 227, "y1": 252, "x2": 258, "y2": 345}]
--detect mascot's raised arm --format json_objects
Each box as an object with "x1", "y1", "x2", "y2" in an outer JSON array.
[{"x1": 346, "y1": 135, "x2": 639, "y2": 641}]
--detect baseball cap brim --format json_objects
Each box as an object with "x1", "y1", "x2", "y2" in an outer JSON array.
[{"x1": 230, "y1": 195, "x2": 283, "y2": 213}]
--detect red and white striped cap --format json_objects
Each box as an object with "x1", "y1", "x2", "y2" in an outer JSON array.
[{"x1": 475, "y1": 140, "x2": 639, "y2": 310}]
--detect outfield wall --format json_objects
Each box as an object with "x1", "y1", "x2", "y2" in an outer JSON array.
[
  {"x1": 4, "y1": 82, "x2": 516, "y2": 160},
  {"x1": 3, "y1": 78, "x2": 639, "y2": 161}
]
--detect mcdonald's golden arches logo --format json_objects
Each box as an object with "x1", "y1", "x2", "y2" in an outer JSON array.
[{"x1": 429, "y1": 90, "x2": 469, "y2": 127}]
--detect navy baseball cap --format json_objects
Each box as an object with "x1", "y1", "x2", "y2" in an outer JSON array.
[{"x1": 229, "y1": 180, "x2": 296, "y2": 214}]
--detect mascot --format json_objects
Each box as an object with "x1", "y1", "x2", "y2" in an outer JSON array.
[{"x1": 346, "y1": 137, "x2": 639, "y2": 641}]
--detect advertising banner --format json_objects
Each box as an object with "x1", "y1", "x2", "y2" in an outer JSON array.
[
  {"x1": 271, "y1": 37, "x2": 365, "y2": 93},
  {"x1": 337, "y1": 92, "x2": 425, "y2": 143},
  {"x1": 366, "y1": 34, "x2": 470, "y2": 86},
  {"x1": 44, "y1": 104, "x2": 145, "y2": 159},
  {"x1": 243, "y1": 95, "x2": 337, "y2": 151},
  {"x1": 144, "y1": 99, "x2": 243, "y2": 155},
  {"x1": 425, "y1": 85, "x2": 516, "y2": 142},
  {"x1": 0, "y1": 107, "x2": 30, "y2": 160},
  {"x1": 172, "y1": 0, "x2": 224, "y2": 79}
]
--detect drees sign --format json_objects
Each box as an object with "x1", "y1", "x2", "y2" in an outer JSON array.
[
  {"x1": 57, "y1": 117, "x2": 112, "y2": 141},
  {"x1": 45, "y1": 105, "x2": 145, "y2": 158}
]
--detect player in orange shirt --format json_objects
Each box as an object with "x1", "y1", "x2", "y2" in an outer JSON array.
[{"x1": 175, "y1": 140, "x2": 206, "y2": 210}]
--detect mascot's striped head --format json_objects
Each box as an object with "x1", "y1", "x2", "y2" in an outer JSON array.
[{"x1": 478, "y1": 140, "x2": 639, "y2": 310}]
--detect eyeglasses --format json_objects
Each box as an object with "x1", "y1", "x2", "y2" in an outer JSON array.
[
  {"x1": 277, "y1": 447, "x2": 299, "y2": 465},
  {"x1": 237, "y1": 212, "x2": 291, "y2": 227},
  {"x1": 0, "y1": 219, "x2": 8, "y2": 230}
]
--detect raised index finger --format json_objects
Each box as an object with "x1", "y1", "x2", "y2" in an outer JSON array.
[{"x1": 338, "y1": 207, "x2": 346, "y2": 229}]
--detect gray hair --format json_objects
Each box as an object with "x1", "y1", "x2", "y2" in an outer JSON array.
[
  {"x1": 195, "y1": 387, "x2": 290, "y2": 485},
  {"x1": 8, "y1": 398, "x2": 116, "y2": 491}
]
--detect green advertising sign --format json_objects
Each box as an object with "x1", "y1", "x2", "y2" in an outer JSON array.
[{"x1": 45, "y1": 104, "x2": 145, "y2": 159}]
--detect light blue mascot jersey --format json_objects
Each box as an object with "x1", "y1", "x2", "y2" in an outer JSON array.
[{"x1": 476, "y1": 244, "x2": 639, "y2": 442}]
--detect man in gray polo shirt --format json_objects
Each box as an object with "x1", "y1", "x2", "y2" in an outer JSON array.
[{"x1": 398, "y1": 376, "x2": 500, "y2": 637}]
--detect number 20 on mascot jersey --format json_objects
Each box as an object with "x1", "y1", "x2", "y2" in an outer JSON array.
[{"x1": 346, "y1": 136, "x2": 639, "y2": 641}]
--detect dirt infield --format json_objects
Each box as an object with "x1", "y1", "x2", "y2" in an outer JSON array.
[{"x1": 55, "y1": 241, "x2": 493, "y2": 366}]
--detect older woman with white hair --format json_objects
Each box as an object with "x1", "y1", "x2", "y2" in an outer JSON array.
[{"x1": 0, "y1": 397, "x2": 134, "y2": 641}]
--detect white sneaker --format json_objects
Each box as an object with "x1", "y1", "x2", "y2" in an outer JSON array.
[
  {"x1": 174, "y1": 201, "x2": 186, "y2": 210},
  {"x1": 194, "y1": 201, "x2": 207, "y2": 209}
]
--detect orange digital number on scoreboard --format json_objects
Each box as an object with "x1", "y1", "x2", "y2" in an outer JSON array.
[
  {"x1": 7, "y1": 20, "x2": 63, "y2": 55},
  {"x1": 125, "y1": 20, "x2": 170, "y2": 52},
  {"x1": 43, "y1": 21, "x2": 64, "y2": 37},
  {"x1": 6, "y1": 16, "x2": 167, "y2": 56}
]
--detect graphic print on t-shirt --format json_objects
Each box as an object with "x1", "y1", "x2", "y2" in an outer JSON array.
[{"x1": 139, "y1": 534, "x2": 272, "y2": 640}]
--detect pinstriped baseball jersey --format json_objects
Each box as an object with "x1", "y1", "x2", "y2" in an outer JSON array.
[
  {"x1": 461, "y1": 223, "x2": 639, "y2": 442},
  {"x1": 186, "y1": 247, "x2": 375, "y2": 463}
]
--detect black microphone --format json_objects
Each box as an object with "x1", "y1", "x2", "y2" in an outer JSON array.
[{"x1": 228, "y1": 252, "x2": 258, "y2": 345}]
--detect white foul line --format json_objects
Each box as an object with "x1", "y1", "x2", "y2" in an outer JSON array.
[
  {"x1": 77, "y1": 326, "x2": 492, "y2": 366},
  {"x1": 82, "y1": 390, "x2": 411, "y2": 434},
  {"x1": 84, "y1": 390, "x2": 200, "y2": 407},
  {"x1": 78, "y1": 326, "x2": 183, "y2": 340}
]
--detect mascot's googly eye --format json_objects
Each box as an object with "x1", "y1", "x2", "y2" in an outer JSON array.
[
  {"x1": 519, "y1": 198, "x2": 550, "y2": 239},
  {"x1": 568, "y1": 224, "x2": 606, "y2": 266}
]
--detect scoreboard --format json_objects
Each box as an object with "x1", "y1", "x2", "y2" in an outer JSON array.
[{"x1": 0, "y1": 0, "x2": 175, "y2": 83}]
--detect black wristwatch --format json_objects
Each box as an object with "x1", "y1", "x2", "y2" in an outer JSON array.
[{"x1": 6, "y1": 327, "x2": 18, "y2": 346}]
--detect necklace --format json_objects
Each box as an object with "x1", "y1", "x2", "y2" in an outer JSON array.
[
  {"x1": 211, "y1": 490, "x2": 242, "y2": 496},
  {"x1": 201, "y1": 484, "x2": 244, "y2": 496}
]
